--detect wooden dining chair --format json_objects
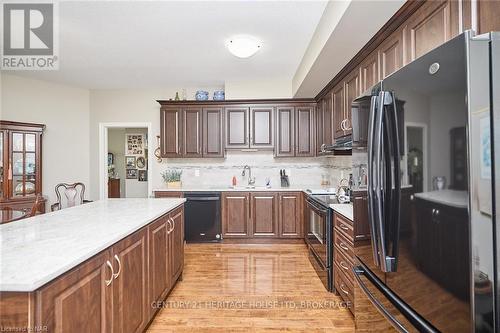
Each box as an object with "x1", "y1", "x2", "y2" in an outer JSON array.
[
  {"x1": 51, "y1": 183, "x2": 92, "y2": 211},
  {"x1": 27, "y1": 194, "x2": 45, "y2": 217}
]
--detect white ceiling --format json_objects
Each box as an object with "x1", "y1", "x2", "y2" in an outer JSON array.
[{"x1": 9, "y1": 1, "x2": 328, "y2": 90}]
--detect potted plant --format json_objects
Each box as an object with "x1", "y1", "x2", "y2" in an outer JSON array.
[{"x1": 161, "y1": 169, "x2": 183, "y2": 188}]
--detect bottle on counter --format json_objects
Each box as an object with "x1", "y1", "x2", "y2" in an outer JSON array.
[{"x1": 232, "y1": 175, "x2": 237, "y2": 187}]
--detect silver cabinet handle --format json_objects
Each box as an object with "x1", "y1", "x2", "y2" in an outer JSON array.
[
  {"x1": 167, "y1": 219, "x2": 173, "y2": 234},
  {"x1": 339, "y1": 242, "x2": 349, "y2": 251},
  {"x1": 339, "y1": 283, "x2": 350, "y2": 295},
  {"x1": 339, "y1": 224, "x2": 349, "y2": 232},
  {"x1": 340, "y1": 261, "x2": 350, "y2": 271},
  {"x1": 171, "y1": 218, "x2": 175, "y2": 231},
  {"x1": 340, "y1": 119, "x2": 346, "y2": 131},
  {"x1": 113, "y1": 255, "x2": 121, "y2": 279},
  {"x1": 320, "y1": 143, "x2": 326, "y2": 152},
  {"x1": 105, "y1": 260, "x2": 114, "y2": 286},
  {"x1": 344, "y1": 118, "x2": 351, "y2": 131},
  {"x1": 434, "y1": 209, "x2": 440, "y2": 216}
]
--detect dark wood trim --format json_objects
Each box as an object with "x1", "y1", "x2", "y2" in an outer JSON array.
[
  {"x1": 0, "y1": 121, "x2": 45, "y2": 132},
  {"x1": 157, "y1": 98, "x2": 316, "y2": 106},
  {"x1": 314, "y1": 0, "x2": 426, "y2": 101}
]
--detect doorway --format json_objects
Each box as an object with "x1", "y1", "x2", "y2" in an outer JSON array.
[
  {"x1": 99, "y1": 122, "x2": 153, "y2": 200},
  {"x1": 404, "y1": 123, "x2": 428, "y2": 193}
]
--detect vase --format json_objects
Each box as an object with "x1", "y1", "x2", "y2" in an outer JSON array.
[{"x1": 167, "y1": 181, "x2": 182, "y2": 189}]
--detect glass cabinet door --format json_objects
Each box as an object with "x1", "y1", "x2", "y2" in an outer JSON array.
[
  {"x1": 0, "y1": 131, "x2": 4, "y2": 198},
  {"x1": 10, "y1": 131, "x2": 38, "y2": 198}
]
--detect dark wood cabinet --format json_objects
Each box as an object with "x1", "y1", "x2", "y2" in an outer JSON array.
[
  {"x1": 108, "y1": 178, "x2": 120, "y2": 198},
  {"x1": 352, "y1": 193, "x2": 370, "y2": 241},
  {"x1": 112, "y1": 229, "x2": 148, "y2": 333},
  {"x1": 275, "y1": 107, "x2": 295, "y2": 157},
  {"x1": 343, "y1": 69, "x2": 360, "y2": 137},
  {"x1": 250, "y1": 192, "x2": 278, "y2": 237},
  {"x1": 160, "y1": 108, "x2": 182, "y2": 158},
  {"x1": 332, "y1": 83, "x2": 345, "y2": 139},
  {"x1": 225, "y1": 107, "x2": 249, "y2": 149},
  {"x1": 0, "y1": 121, "x2": 45, "y2": 212},
  {"x1": 222, "y1": 192, "x2": 250, "y2": 238},
  {"x1": 148, "y1": 215, "x2": 170, "y2": 310},
  {"x1": 278, "y1": 192, "x2": 303, "y2": 238},
  {"x1": 182, "y1": 108, "x2": 203, "y2": 158},
  {"x1": 295, "y1": 106, "x2": 315, "y2": 157},
  {"x1": 169, "y1": 207, "x2": 184, "y2": 282},
  {"x1": 379, "y1": 29, "x2": 404, "y2": 78},
  {"x1": 203, "y1": 108, "x2": 224, "y2": 157},
  {"x1": 250, "y1": 107, "x2": 274, "y2": 148},
  {"x1": 317, "y1": 94, "x2": 334, "y2": 153},
  {"x1": 360, "y1": 50, "x2": 379, "y2": 94}
]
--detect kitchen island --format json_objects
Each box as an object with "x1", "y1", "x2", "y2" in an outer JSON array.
[{"x1": 0, "y1": 198, "x2": 185, "y2": 332}]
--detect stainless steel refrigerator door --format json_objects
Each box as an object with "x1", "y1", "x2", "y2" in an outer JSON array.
[{"x1": 382, "y1": 33, "x2": 472, "y2": 333}]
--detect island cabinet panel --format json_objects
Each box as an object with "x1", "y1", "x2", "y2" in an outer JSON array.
[
  {"x1": 160, "y1": 108, "x2": 182, "y2": 158},
  {"x1": 222, "y1": 193, "x2": 250, "y2": 238},
  {"x1": 275, "y1": 107, "x2": 295, "y2": 157},
  {"x1": 278, "y1": 192, "x2": 303, "y2": 238},
  {"x1": 203, "y1": 108, "x2": 224, "y2": 157},
  {"x1": 35, "y1": 250, "x2": 113, "y2": 333},
  {"x1": 250, "y1": 107, "x2": 274, "y2": 148},
  {"x1": 182, "y1": 108, "x2": 203, "y2": 158},
  {"x1": 250, "y1": 192, "x2": 279, "y2": 237},
  {"x1": 148, "y1": 215, "x2": 170, "y2": 310},
  {"x1": 111, "y1": 229, "x2": 148, "y2": 333},
  {"x1": 225, "y1": 107, "x2": 249, "y2": 149},
  {"x1": 169, "y1": 207, "x2": 184, "y2": 283},
  {"x1": 295, "y1": 106, "x2": 315, "y2": 157}
]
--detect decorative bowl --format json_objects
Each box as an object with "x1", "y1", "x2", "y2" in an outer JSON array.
[
  {"x1": 213, "y1": 90, "x2": 225, "y2": 101},
  {"x1": 195, "y1": 91, "x2": 209, "y2": 101}
]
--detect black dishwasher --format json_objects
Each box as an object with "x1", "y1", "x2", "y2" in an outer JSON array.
[{"x1": 184, "y1": 192, "x2": 221, "y2": 243}]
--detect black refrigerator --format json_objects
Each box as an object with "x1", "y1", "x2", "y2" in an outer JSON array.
[{"x1": 351, "y1": 31, "x2": 499, "y2": 332}]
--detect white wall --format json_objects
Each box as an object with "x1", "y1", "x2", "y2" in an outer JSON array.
[
  {"x1": 225, "y1": 78, "x2": 292, "y2": 99},
  {"x1": 1, "y1": 74, "x2": 91, "y2": 207}
]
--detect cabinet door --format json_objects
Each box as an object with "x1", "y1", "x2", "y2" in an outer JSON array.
[
  {"x1": 250, "y1": 107, "x2": 274, "y2": 148},
  {"x1": 182, "y1": 108, "x2": 202, "y2": 158},
  {"x1": 222, "y1": 193, "x2": 250, "y2": 238},
  {"x1": 203, "y1": 108, "x2": 224, "y2": 157},
  {"x1": 295, "y1": 106, "x2": 315, "y2": 157},
  {"x1": 9, "y1": 131, "x2": 42, "y2": 199},
  {"x1": 403, "y1": 0, "x2": 459, "y2": 64},
  {"x1": 250, "y1": 192, "x2": 278, "y2": 237},
  {"x1": 225, "y1": 107, "x2": 249, "y2": 149},
  {"x1": 36, "y1": 250, "x2": 113, "y2": 333},
  {"x1": 344, "y1": 69, "x2": 360, "y2": 136},
  {"x1": 112, "y1": 229, "x2": 148, "y2": 333},
  {"x1": 379, "y1": 29, "x2": 403, "y2": 78},
  {"x1": 169, "y1": 207, "x2": 184, "y2": 283},
  {"x1": 352, "y1": 194, "x2": 370, "y2": 241},
  {"x1": 360, "y1": 50, "x2": 379, "y2": 93},
  {"x1": 315, "y1": 102, "x2": 324, "y2": 155},
  {"x1": 160, "y1": 108, "x2": 182, "y2": 157},
  {"x1": 278, "y1": 192, "x2": 302, "y2": 238},
  {"x1": 148, "y1": 216, "x2": 170, "y2": 310},
  {"x1": 275, "y1": 107, "x2": 295, "y2": 157},
  {"x1": 332, "y1": 83, "x2": 345, "y2": 139},
  {"x1": 477, "y1": 0, "x2": 500, "y2": 34},
  {"x1": 322, "y1": 94, "x2": 334, "y2": 147}
]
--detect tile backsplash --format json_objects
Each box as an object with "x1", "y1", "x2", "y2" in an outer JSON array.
[{"x1": 154, "y1": 151, "x2": 352, "y2": 190}]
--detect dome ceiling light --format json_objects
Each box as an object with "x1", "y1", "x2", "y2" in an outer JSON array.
[{"x1": 226, "y1": 36, "x2": 262, "y2": 58}]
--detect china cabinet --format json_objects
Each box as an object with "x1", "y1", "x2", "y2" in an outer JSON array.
[{"x1": 0, "y1": 121, "x2": 45, "y2": 212}]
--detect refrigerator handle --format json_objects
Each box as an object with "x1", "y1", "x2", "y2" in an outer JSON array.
[
  {"x1": 388, "y1": 92, "x2": 401, "y2": 269},
  {"x1": 367, "y1": 94, "x2": 381, "y2": 267},
  {"x1": 353, "y1": 262, "x2": 439, "y2": 333}
]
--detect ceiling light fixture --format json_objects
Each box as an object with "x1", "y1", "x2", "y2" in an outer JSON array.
[{"x1": 226, "y1": 36, "x2": 262, "y2": 58}]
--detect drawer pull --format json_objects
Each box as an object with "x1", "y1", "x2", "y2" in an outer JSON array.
[
  {"x1": 339, "y1": 224, "x2": 349, "y2": 231},
  {"x1": 113, "y1": 255, "x2": 121, "y2": 279},
  {"x1": 340, "y1": 261, "x2": 350, "y2": 271},
  {"x1": 339, "y1": 283, "x2": 350, "y2": 295},
  {"x1": 339, "y1": 242, "x2": 349, "y2": 251},
  {"x1": 105, "y1": 260, "x2": 114, "y2": 286}
]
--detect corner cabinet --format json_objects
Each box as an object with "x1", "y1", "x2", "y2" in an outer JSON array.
[{"x1": 0, "y1": 121, "x2": 45, "y2": 211}]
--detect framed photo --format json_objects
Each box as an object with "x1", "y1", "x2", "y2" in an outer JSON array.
[
  {"x1": 138, "y1": 170, "x2": 148, "y2": 182},
  {"x1": 125, "y1": 134, "x2": 145, "y2": 156},
  {"x1": 125, "y1": 156, "x2": 136, "y2": 169},
  {"x1": 126, "y1": 169, "x2": 138, "y2": 179},
  {"x1": 107, "y1": 153, "x2": 114, "y2": 165},
  {"x1": 136, "y1": 156, "x2": 146, "y2": 170}
]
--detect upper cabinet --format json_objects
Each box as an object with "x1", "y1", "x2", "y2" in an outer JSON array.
[
  {"x1": 360, "y1": 50, "x2": 379, "y2": 94},
  {"x1": 295, "y1": 106, "x2": 315, "y2": 157},
  {"x1": 379, "y1": 29, "x2": 404, "y2": 78},
  {"x1": 0, "y1": 121, "x2": 45, "y2": 211},
  {"x1": 275, "y1": 105, "x2": 315, "y2": 157},
  {"x1": 182, "y1": 108, "x2": 203, "y2": 158},
  {"x1": 250, "y1": 106, "x2": 274, "y2": 148},
  {"x1": 275, "y1": 106, "x2": 294, "y2": 157},
  {"x1": 203, "y1": 108, "x2": 224, "y2": 158},
  {"x1": 317, "y1": 94, "x2": 334, "y2": 151},
  {"x1": 332, "y1": 83, "x2": 345, "y2": 140},
  {"x1": 160, "y1": 108, "x2": 182, "y2": 158},
  {"x1": 225, "y1": 106, "x2": 274, "y2": 149},
  {"x1": 225, "y1": 107, "x2": 249, "y2": 149}
]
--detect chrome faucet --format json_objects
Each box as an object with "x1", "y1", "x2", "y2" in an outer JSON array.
[{"x1": 242, "y1": 165, "x2": 256, "y2": 186}]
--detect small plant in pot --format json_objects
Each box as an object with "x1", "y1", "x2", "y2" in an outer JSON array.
[{"x1": 161, "y1": 169, "x2": 183, "y2": 188}]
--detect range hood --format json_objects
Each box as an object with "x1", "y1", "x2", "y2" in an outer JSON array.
[{"x1": 320, "y1": 135, "x2": 352, "y2": 153}]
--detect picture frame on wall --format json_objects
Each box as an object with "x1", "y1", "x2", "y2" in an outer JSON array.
[
  {"x1": 107, "y1": 153, "x2": 114, "y2": 166},
  {"x1": 138, "y1": 170, "x2": 147, "y2": 182},
  {"x1": 125, "y1": 156, "x2": 136, "y2": 169},
  {"x1": 136, "y1": 156, "x2": 146, "y2": 170},
  {"x1": 125, "y1": 134, "x2": 145, "y2": 156},
  {"x1": 126, "y1": 169, "x2": 138, "y2": 179}
]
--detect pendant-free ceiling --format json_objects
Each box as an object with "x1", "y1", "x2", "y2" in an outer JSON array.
[{"x1": 226, "y1": 36, "x2": 262, "y2": 58}]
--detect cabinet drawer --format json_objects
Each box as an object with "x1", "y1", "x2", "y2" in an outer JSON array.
[
  {"x1": 334, "y1": 247, "x2": 354, "y2": 283},
  {"x1": 334, "y1": 231, "x2": 354, "y2": 261},
  {"x1": 334, "y1": 262, "x2": 354, "y2": 313},
  {"x1": 334, "y1": 213, "x2": 353, "y2": 239}
]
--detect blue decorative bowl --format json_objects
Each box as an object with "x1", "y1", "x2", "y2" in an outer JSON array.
[
  {"x1": 195, "y1": 90, "x2": 209, "y2": 101},
  {"x1": 213, "y1": 90, "x2": 225, "y2": 101}
]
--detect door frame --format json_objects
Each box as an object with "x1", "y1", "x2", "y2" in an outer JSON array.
[
  {"x1": 404, "y1": 122, "x2": 428, "y2": 192},
  {"x1": 98, "y1": 122, "x2": 154, "y2": 200}
]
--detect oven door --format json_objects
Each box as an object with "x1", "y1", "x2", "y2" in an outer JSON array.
[{"x1": 306, "y1": 197, "x2": 329, "y2": 267}]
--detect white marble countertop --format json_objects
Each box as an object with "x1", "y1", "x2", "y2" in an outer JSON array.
[
  {"x1": 414, "y1": 190, "x2": 468, "y2": 208},
  {"x1": 330, "y1": 204, "x2": 353, "y2": 221},
  {"x1": 0, "y1": 198, "x2": 185, "y2": 292},
  {"x1": 152, "y1": 186, "x2": 319, "y2": 193}
]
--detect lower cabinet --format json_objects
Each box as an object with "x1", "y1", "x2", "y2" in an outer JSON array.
[
  {"x1": 32, "y1": 206, "x2": 185, "y2": 333},
  {"x1": 222, "y1": 191, "x2": 303, "y2": 239}
]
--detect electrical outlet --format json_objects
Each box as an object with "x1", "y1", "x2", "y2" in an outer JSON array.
[{"x1": 194, "y1": 169, "x2": 200, "y2": 177}]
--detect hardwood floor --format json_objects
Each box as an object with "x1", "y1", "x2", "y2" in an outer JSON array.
[{"x1": 147, "y1": 243, "x2": 354, "y2": 332}]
